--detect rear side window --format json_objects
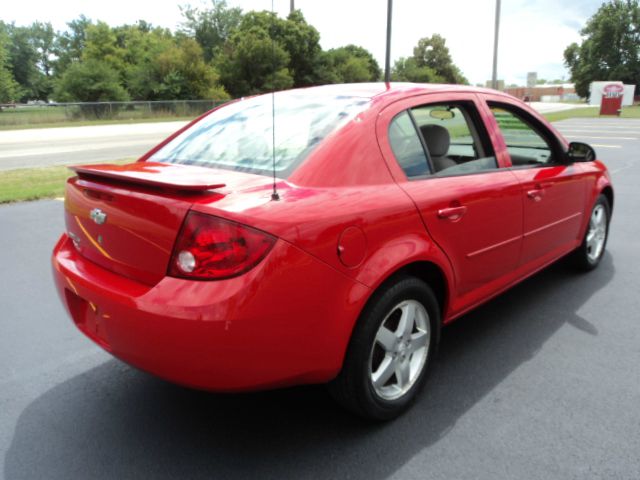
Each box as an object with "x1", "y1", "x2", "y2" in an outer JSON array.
[
  {"x1": 150, "y1": 92, "x2": 370, "y2": 178},
  {"x1": 388, "y1": 111, "x2": 430, "y2": 177}
]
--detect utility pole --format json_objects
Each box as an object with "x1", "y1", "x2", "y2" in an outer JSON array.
[
  {"x1": 385, "y1": 0, "x2": 393, "y2": 83},
  {"x1": 290, "y1": 0, "x2": 295, "y2": 14},
  {"x1": 491, "y1": 0, "x2": 501, "y2": 90}
]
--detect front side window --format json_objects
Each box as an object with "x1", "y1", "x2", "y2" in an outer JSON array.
[
  {"x1": 411, "y1": 103, "x2": 497, "y2": 176},
  {"x1": 490, "y1": 105, "x2": 554, "y2": 166},
  {"x1": 150, "y1": 92, "x2": 370, "y2": 178},
  {"x1": 388, "y1": 102, "x2": 497, "y2": 179}
]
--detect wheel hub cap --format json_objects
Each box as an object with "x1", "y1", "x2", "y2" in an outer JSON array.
[
  {"x1": 369, "y1": 299, "x2": 430, "y2": 401},
  {"x1": 586, "y1": 204, "x2": 607, "y2": 262}
]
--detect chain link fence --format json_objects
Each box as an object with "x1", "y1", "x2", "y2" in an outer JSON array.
[{"x1": 0, "y1": 100, "x2": 228, "y2": 128}]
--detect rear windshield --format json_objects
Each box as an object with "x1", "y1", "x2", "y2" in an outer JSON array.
[{"x1": 150, "y1": 91, "x2": 370, "y2": 178}]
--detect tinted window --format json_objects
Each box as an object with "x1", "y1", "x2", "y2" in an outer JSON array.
[
  {"x1": 150, "y1": 92, "x2": 370, "y2": 178},
  {"x1": 490, "y1": 105, "x2": 554, "y2": 166},
  {"x1": 388, "y1": 111, "x2": 430, "y2": 177}
]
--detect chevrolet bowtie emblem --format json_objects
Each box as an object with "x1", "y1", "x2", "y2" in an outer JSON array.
[{"x1": 90, "y1": 208, "x2": 107, "y2": 225}]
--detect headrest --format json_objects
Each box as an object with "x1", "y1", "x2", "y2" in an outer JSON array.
[{"x1": 420, "y1": 124, "x2": 450, "y2": 157}]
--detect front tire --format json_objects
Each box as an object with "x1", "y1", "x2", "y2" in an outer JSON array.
[
  {"x1": 572, "y1": 194, "x2": 611, "y2": 271},
  {"x1": 328, "y1": 276, "x2": 440, "y2": 420}
]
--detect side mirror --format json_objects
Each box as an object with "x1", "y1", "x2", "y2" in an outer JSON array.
[{"x1": 567, "y1": 142, "x2": 596, "y2": 162}]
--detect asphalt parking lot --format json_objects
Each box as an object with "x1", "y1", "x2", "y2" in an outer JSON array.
[{"x1": 1, "y1": 118, "x2": 639, "y2": 479}]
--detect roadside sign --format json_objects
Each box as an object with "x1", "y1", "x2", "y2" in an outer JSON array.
[
  {"x1": 603, "y1": 84, "x2": 624, "y2": 95},
  {"x1": 600, "y1": 84, "x2": 623, "y2": 115}
]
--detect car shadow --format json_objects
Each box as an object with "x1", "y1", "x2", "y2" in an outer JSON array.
[{"x1": 4, "y1": 254, "x2": 614, "y2": 480}]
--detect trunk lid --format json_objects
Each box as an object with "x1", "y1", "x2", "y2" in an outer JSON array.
[{"x1": 64, "y1": 162, "x2": 267, "y2": 285}]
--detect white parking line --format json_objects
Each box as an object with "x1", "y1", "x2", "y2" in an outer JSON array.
[
  {"x1": 563, "y1": 136, "x2": 637, "y2": 140},
  {"x1": 610, "y1": 163, "x2": 635, "y2": 173},
  {"x1": 558, "y1": 129, "x2": 640, "y2": 134},
  {"x1": 590, "y1": 144, "x2": 622, "y2": 148},
  {"x1": 557, "y1": 122, "x2": 640, "y2": 128}
]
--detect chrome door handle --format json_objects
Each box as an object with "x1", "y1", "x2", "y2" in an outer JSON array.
[
  {"x1": 437, "y1": 206, "x2": 467, "y2": 220},
  {"x1": 527, "y1": 189, "x2": 544, "y2": 202}
]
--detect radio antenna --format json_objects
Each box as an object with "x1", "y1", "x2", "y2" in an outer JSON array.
[
  {"x1": 270, "y1": 0, "x2": 280, "y2": 201},
  {"x1": 384, "y1": 0, "x2": 393, "y2": 84}
]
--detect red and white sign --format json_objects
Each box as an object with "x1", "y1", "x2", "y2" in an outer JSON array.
[{"x1": 603, "y1": 84, "x2": 624, "y2": 94}]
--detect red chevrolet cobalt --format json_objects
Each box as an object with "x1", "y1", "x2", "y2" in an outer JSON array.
[{"x1": 52, "y1": 84, "x2": 613, "y2": 419}]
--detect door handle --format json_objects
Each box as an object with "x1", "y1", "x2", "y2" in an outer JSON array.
[
  {"x1": 437, "y1": 206, "x2": 467, "y2": 220},
  {"x1": 527, "y1": 189, "x2": 544, "y2": 202}
]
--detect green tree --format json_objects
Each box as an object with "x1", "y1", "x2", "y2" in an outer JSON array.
[
  {"x1": 391, "y1": 57, "x2": 441, "y2": 83},
  {"x1": 144, "y1": 38, "x2": 229, "y2": 99},
  {"x1": 317, "y1": 45, "x2": 380, "y2": 84},
  {"x1": 278, "y1": 10, "x2": 322, "y2": 86},
  {"x1": 112, "y1": 23, "x2": 229, "y2": 100},
  {"x1": 83, "y1": 21, "x2": 126, "y2": 74},
  {"x1": 216, "y1": 10, "x2": 322, "y2": 89},
  {"x1": 113, "y1": 23, "x2": 176, "y2": 99},
  {"x1": 340, "y1": 44, "x2": 381, "y2": 81},
  {"x1": 392, "y1": 34, "x2": 467, "y2": 84},
  {"x1": 26, "y1": 21, "x2": 56, "y2": 99},
  {"x1": 217, "y1": 22, "x2": 293, "y2": 96},
  {"x1": 5, "y1": 23, "x2": 41, "y2": 101},
  {"x1": 179, "y1": 0, "x2": 243, "y2": 62},
  {"x1": 53, "y1": 59, "x2": 129, "y2": 102},
  {"x1": 564, "y1": 0, "x2": 640, "y2": 98},
  {"x1": 30, "y1": 22, "x2": 55, "y2": 76},
  {"x1": 53, "y1": 15, "x2": 92, "y2": 75},
  {"x1": 0, "y1": 24, "x2": 21, "y2": 102},
  {"x1": 411, "y1": 34, "x2": 468, "y2": 84}
]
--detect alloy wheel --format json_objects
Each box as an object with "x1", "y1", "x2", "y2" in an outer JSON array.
[
  {"x1": 369, "y1": 299, "x2": 430, "y2": 401},
  {"x1": 586, "y1": 204, "x2": 607, "y2": 263}
]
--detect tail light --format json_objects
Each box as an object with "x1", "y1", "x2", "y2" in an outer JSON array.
[{"x1": 168, "y1": 211, "x2": 276, "y2": 280}]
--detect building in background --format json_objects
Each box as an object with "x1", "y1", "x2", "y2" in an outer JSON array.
[{"x1": 503, "y1": 84, "x2": 578, "y2": 102}]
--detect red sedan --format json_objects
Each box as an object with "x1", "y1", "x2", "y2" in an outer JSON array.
[{"x1": 52, "y1": 83, "x2": 613, "y2": 420}]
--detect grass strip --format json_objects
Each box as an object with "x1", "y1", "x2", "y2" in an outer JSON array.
[
  {"x1": 0, "y1": 160, "x2": 131, "y2": 204},
  {"x1": 543, "y1": 105, "x2": 640, "y2": 122},
  {"x1": 0, "y1": 116, "x2": 193, "y2": 131}
]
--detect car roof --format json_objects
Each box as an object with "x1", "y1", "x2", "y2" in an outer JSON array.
[{"x1": 290, "y1": 82, "x2": 500, "y2": 101}]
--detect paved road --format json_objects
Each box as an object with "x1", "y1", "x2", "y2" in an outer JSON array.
[
  {"x1": 1, "y1": 118, "x2": 639, "y2": 479},
  {"x1": 0, "y1": 103, "x2": 590, "y2": 171},
  {"x1": 0, "y1": 121, "x2": 188, "y2": 170}
]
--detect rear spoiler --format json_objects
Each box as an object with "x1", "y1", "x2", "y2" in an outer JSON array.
[{"x1": 70, "y1": 162, "x2": 226, "y2": 193}]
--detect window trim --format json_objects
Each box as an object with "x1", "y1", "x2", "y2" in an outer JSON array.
[{"x1": 407, "y1": 109, "x2": 435, "y2": 174}]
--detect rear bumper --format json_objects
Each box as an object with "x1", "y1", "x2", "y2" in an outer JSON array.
[{"x1": 52, "y1": 234, "x2": 369, "y2": 391}]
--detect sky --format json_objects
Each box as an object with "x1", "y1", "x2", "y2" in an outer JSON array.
[{"x1": 1, "y1": 0, "x2": 606, "y2": 86}]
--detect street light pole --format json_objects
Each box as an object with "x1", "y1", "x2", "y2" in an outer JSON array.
[
  {"x1": 290, "y1": 0, "x2": 295, "y2": 14},
  {"x1": 385, "y1": 0, "x2": 393, "y2": 83},
  {"x1": 492, "y1": 0, "x2": 501, "y2": 90}
]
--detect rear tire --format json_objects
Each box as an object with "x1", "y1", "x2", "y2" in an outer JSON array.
[
  {"x1": 328, "y1": 276, "x2": 440, "y2": 421},
  {"x1": 572, "y1": 194, "x2": 610, "y2": 271}
]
